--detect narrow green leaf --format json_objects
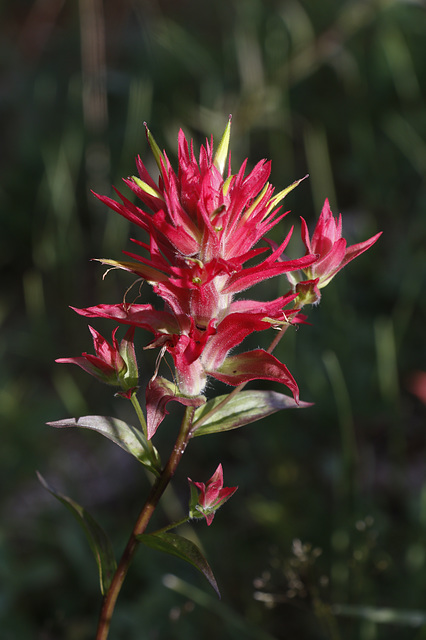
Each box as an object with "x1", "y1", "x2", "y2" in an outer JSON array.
[
  {"x1": 267, "y1": 174, "x2": 309, "y2": 210},
  {"x1": 37, "y1": 472, "x2": 116, "y2": 595},
  {"x1": 144, "y1": 123, "x2": 166, "y2": 173},
  {"x1": 131, "y1": 176, "x2": 165, "y2": 201},
  {"x1": 47, "y1": 416, "x2": 161, "y2": 475},
  {"x1": 137, "y1": 532, "x2": 220, "y2": 597},
  {"x1": 213, "y1": 116, "x2": 231, "y2": 175},
  {"x1": 192, "y1": 390, "x2": 312, "y2": 437}
]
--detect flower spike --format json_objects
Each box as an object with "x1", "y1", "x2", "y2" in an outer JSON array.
[{"x1": 86, "y1": 120, "x2": 314, "y2": 399}]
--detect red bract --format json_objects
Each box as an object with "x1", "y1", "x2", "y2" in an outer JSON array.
[
  {"x1": 188, "y1": 464, "x2": 237, "y2": 526},
  {"x1": 56, "y1": 326, "x2": 138, "y2": 397},
  {"x1": 73, "y1": 296, "x2": 300, "y2": 406},
  {"x1": 75, "y1": 119, "x2": 317, "y2": 424},
  {"x1": 301, "y1": 198, "x2": 382, "y2": 289}
]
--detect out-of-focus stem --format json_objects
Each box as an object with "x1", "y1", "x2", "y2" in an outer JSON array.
[{"x1": 95, "y1": 405, "x2": 195, "y2": 640}]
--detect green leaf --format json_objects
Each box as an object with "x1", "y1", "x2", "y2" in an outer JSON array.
[
  {"x1": 37, "y1": 472, "x2": 116, "y2": 595},
  {"x1": 47, "y1": 415, "x2": 161, "y2": 475},
  {"x1": 268, "y1": 174, "x2": 308, "y2": 210},
  {"x1": 213, "y1": 116, "x2": 231, "y2": 175},
  {"x1": 191, "y1": 390, "x2": 312, "y2": 437},
  {"x1": 145, "y1": 124, "x2": 166, "y2": 173},
  {"x1": 137, "y1": 532, "x2": 220, "y2": 597},
  {"x1": 131, "y1": 176, "x2": 165, "y2": 201}
]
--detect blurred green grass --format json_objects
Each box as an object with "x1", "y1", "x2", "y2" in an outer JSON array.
[{"x1": 1, "y1": 0, "x2": 426, "y2": 638}]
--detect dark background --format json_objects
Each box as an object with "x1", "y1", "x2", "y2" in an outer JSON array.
[{"x1": 1, "y1": 0, "x2": 426, "y2": 638}]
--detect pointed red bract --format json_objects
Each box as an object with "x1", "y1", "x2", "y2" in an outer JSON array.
[
  {"x1": 145, "y1": 377, "x2": 205, "y2": 439},
  {"x1": 188, "y1": 464, "x2": 238, "y2": 526},
  {"x1": 208, "y1": 350, "x2": 299, "y2": 403},
  {"x1": 300, "y1": 199, "x2": 382, "y2": 289},
  {"x1": 56, "y1": 326, "x2": 138, "y2": 394}
]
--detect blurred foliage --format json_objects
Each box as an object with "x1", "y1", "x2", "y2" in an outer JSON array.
[{"x1": 1, "y1": 0, "x2": 426, "y2": 638}]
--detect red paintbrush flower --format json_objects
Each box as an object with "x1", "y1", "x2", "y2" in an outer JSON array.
[
  {"x1": 71, "y1": 119, "x2": 317, "y2": 434},
  {"x1": 188, "y1": 464, "x2": 237, "y2": 526},
  {"x1": 94, "y1": 119, "x2": 314, "y2": 327},
  {"x1": 301, "y1": 198, "x2": 382, "y2": 289}
]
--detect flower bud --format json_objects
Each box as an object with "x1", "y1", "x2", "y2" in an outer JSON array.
[
  {"x1": 56, "y1": 326, "x2": 138, "y2": 396},
  {"x1": 188, "y1": 464, "x2": 237, "y2": 526}
]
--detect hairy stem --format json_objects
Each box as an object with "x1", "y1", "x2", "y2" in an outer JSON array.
[{"x1": 95, "y1": 405, "x2": 196, "y2": 640}]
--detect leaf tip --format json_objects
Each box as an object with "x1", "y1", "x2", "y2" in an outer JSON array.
[{"x1": 36, "y1": 470, "x2": 47, "y2": 489}]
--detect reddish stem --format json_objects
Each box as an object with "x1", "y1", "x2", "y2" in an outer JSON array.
[{"x1": 95, "y1": 406, "x2": 195, "y2": 640}]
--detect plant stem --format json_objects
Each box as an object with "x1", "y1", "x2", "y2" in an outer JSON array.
[
  {"x1": 130, "y1": 393, "x2": 157, "y2": 460},
  {"x1": 130, "y1": 393, "x2": 148, "y2": 438},
  {"x1": 266, "y1": 322, "x2": 290, "y2": 355},
  {"x1": 95, "y1": 405, "x2": 196, "y2": 640},
  {"x1": 151, "y1": 516, "x2": 191, "y2": 535}
]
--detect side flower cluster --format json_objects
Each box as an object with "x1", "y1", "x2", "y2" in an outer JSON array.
[
  {"x1": 57, "y1": 326, "x2": 138, "y2": 398},
  {"x1": 188, "y1": 464, "x2": 237, "y2": 526},
  {"x1": 57, "y1": 118, "x2": 381, "y2": 439}
]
